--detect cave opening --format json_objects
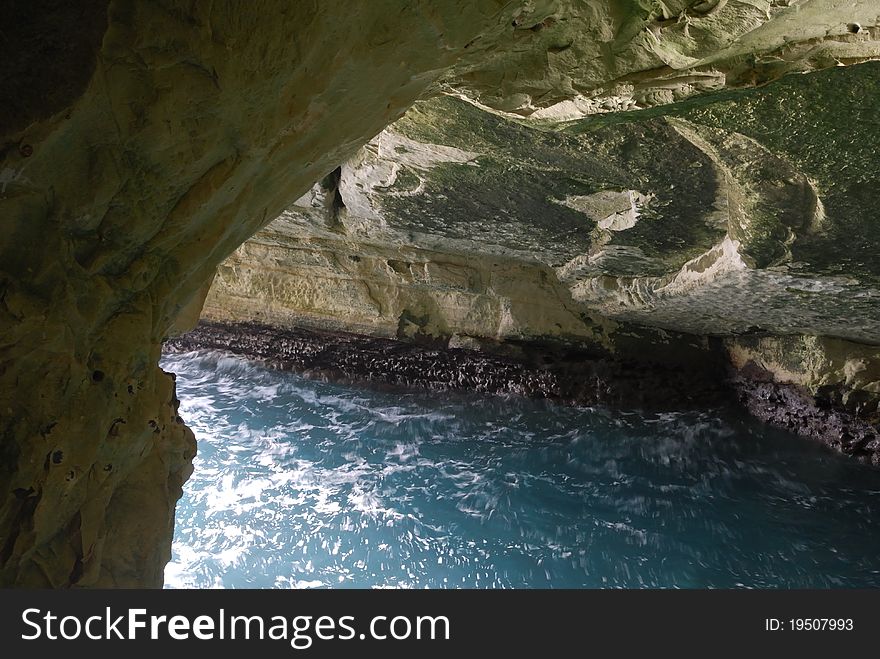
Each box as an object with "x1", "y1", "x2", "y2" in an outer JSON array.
[{"x1": 2, "y1": 0, "x2": 880, "y2": 591}]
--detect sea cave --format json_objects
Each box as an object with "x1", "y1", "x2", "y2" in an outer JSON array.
[{"x1": 2, "y1": 0, "x2": 880, "y2": 589}]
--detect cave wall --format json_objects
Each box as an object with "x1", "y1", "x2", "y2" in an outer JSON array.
[
  {"x1": 0, "y1": 0, "x2": 550, "y2": 588},
  {"x1": 2, "y1": 0, "x2": 879, "y2": 587},
  {"x1": 204, "y1": 217, "x2": 602, "y2": 347}
]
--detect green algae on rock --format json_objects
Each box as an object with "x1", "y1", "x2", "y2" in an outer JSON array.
[
  {"x1": 208, "y1": 63, "x2": 880, "y2": 346},
  {"x1": 204, "y1": 60, "x2": 880, "y2": 465}
]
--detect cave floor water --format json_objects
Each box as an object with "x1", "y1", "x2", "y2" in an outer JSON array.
[{"x1": 162, "y1": 349, "x2": 880, "y2": 589}]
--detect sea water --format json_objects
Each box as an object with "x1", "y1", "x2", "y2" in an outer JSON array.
[{"x1": 162, "y1": 350, "x2": 880, "y2": 589}]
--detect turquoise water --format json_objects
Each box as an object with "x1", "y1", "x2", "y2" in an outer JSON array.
[{"x1": 163, "y1": 350, "x2": 880, "y2": 589}]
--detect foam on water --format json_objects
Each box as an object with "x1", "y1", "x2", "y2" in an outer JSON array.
[{"x1": 162, "y1": 350, "x2": 880, "y2": 589}]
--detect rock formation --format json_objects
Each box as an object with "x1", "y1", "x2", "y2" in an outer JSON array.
[
  {"x1": 205, "y1": 63, "x2": 880, "y2": 460},
  {"x1": 208, "y1": 63, "x2": 880, "y2": 344},
  {"x1": 2, "y1": 0, "x2": 879, "y2": 587}
]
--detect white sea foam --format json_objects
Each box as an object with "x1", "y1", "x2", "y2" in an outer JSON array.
[{"x1": 161, "y1": 349, "x2": 880, "y2": 589}]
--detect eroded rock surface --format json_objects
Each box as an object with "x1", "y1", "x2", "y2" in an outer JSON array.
[
  {"x1": 205, "y1": 63, "x2": 880, "y2": 463},
  {"x1": 729, "y1": 335, "x2": 880, "y2": 463},
  {"x1": 0, "y1": 0, "x2": 542, "y2": 588},
  {"x1": 3, "y1": 0, "x2": 880, "y2": 587},
  {"x1": 167, "y1": 320, "x2": 728, "y2": 410},
  {"x1": 209, "y1": 63, "x2": 880, "y2": 345}
]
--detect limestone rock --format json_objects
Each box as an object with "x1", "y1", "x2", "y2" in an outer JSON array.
[
  {"x1": 2, "y1": 0, "x2": 880, "y2": 587},
  {"x1": 208, "y1": 63, "x2": 880, "y2": 347},
  {"x1": 0, "y1": 0, "x2": 540, "y2": 588}
]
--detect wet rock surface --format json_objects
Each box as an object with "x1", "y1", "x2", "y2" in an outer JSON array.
[
  {"x1": 166, "y1": 321, "x2": 729, "y2": 411},
  {"x1": 732, "y1": 367, "x2": 880, "y2": 467},
  {"x1": 169, "y1": 322, "x2": 880, "y2": 467}
]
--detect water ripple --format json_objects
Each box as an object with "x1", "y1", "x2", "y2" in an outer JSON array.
[{"x1": 162, "y1": 350, "x2": 880, "y2": 589}]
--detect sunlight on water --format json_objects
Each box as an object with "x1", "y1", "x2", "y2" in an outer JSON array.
[{"x1": 162, "y1": 350, "x2": 880, "y2": 589}]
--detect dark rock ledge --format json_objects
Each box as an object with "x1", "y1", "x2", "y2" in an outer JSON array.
[
  {"x1": 165, "y1": 321, "x2": 880, "y2": 466},
  {"x1": 731, "y1": 364, "x2": 880, "y2": 466}
]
